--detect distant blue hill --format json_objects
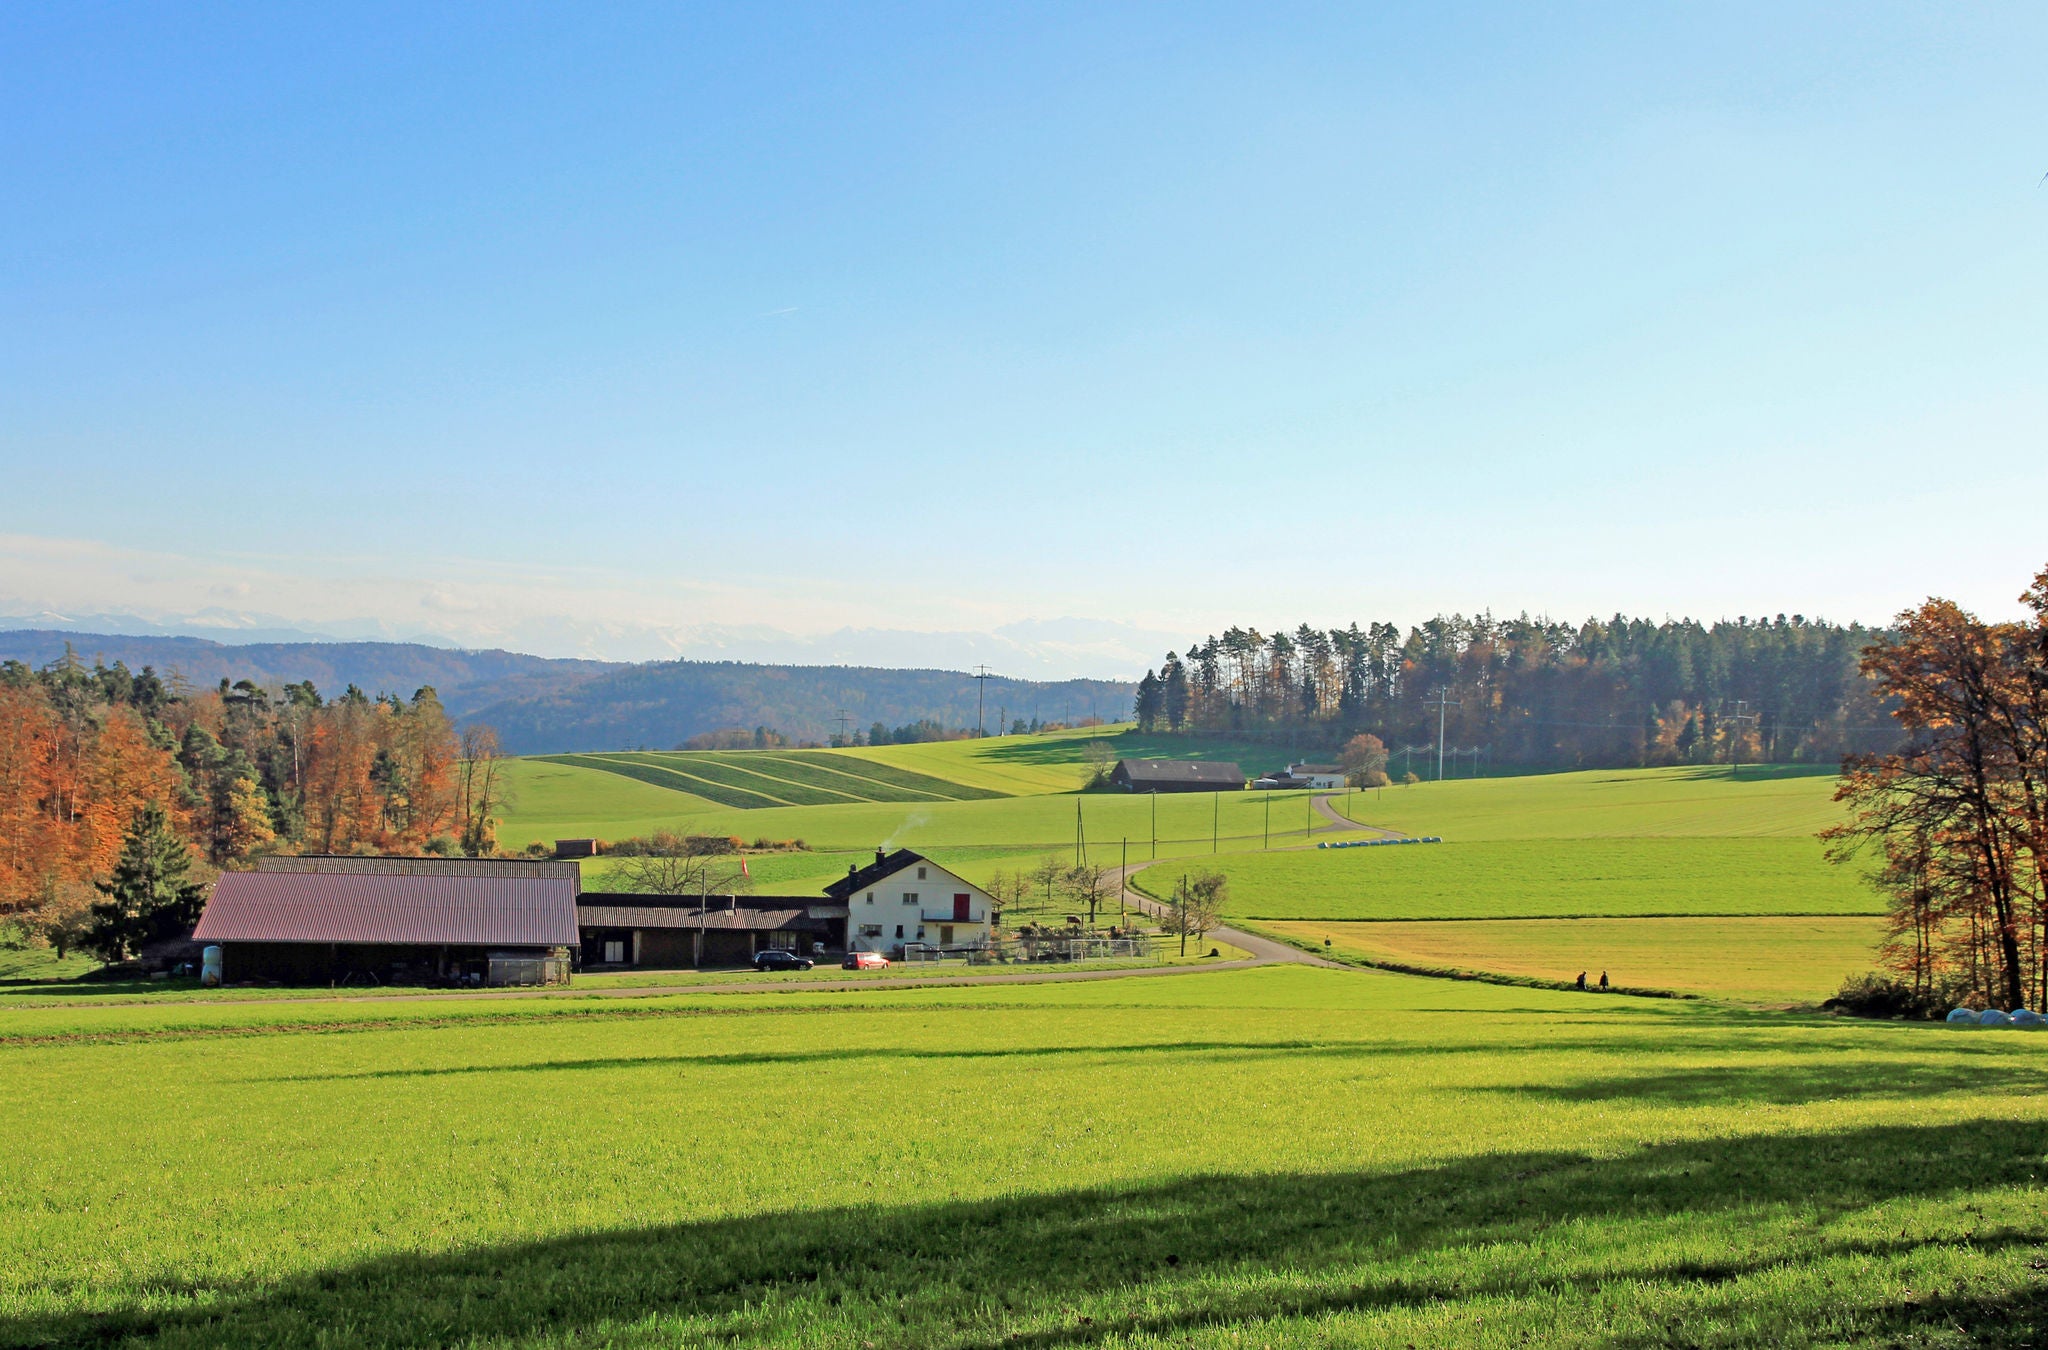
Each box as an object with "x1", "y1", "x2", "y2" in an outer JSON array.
[{"x1": 0, "y1": 630, "x2": 1132, "y2": 754}]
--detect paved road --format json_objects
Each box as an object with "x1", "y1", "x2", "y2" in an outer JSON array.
[
  {"x1": 252, "y1": 956, "x2": 1281, "y2": 1007},
  {"x1": 1311, "y1": 792, "x2": 1406, "y2": 838},
  {"x1": 1106, "y1": 858, "x2": 1339, "y2": 968}
]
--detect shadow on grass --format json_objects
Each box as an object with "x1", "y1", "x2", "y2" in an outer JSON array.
[
  {"x1": 1492, "y1": 1056, "x2": 2048, "y2": 1107},
  {"x1": 13, "y1": 1120, "x2": 2047, "y2": 1349}
]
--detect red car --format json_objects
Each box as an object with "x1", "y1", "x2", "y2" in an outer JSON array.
[{"x1": 842, "y1": 951, "x2": 889, "y2": 970}]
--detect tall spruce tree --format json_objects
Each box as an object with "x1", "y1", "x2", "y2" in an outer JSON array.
[{"x1": 87, "y1": 802, "x2": 207, "y2": 961}]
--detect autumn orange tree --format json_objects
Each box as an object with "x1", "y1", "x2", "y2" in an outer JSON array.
[
  {"x1": 1825, "y1": 565, "x2": 2048, "y2": 1010},
  {"x1": 2, "y1": 652, "x2": 493, "y2": 954}
]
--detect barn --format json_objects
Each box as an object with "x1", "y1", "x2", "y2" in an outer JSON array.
[
  {"x1": 1107, "y1": 759, "x2": 1245, "y2": 792},
  {"x1": 576, "y1": 893, "x2": 846, "y2": 968},
  {"x1": 191, "y1": 856, "x2": 579, "y2": 987}
]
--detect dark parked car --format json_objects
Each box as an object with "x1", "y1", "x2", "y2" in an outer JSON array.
[{"x1": 753, "y1": 950, "x2": 814, "y2": 972}]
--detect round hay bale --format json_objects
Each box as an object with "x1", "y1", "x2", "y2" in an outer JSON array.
[
  {"x1": 1947, "y1": 1007, "x2": 1977, "y2": 1024},
  {"x1": 2010, "y1": 1009, "x2": 2045, "y2": 1029},
  {"x1": 1978, "y1": 1008, "x2": 2011, "y2": 1027}
]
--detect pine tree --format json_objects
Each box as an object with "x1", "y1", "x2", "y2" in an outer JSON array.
[{"x1": 86, "y1": 802, "x2": 206, "y2": 961}]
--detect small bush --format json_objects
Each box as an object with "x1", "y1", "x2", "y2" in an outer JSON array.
[
  {"x1": 422, "y1": 835, "x2": 460, "y2": 857},
  {"x1": 1822, "y1": 971, "x2": 1975, "y2": 1021}
]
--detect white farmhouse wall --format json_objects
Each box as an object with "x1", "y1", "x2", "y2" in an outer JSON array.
[{"x1": 846, "y1": 857, "x2": 993, "y2": 955}]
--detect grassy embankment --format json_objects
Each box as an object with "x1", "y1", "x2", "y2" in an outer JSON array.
[
  {"x1": 1138, "y1": 766, "x2": 1884, "y2": 1004},
  {"x1": 3, "y1": 964, "x2": 2044, "y2": 1347}
]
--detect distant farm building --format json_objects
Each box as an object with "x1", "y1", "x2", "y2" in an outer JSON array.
[
  {"x1": 1254, "y1": 763, "x2": 1347, "y2": 790},
  {"x1": 191, "y1": 856, "x2": 578, "y2": 986},
  {"x1": 1108, "y1": 759, "x2": 1245, "y2": 793},
  {"x1": 576, "y1": 893, "x2": 844, "y2": 968},
  {"x1": 826, "y1": 848, "x2": 994, "y2": 958},
  {"x1": 552, "y1": 838, "x2": 602, "y2": 860}
]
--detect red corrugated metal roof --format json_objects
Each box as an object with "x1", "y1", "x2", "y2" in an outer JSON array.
[{"x1": 194, "y1": 872, "x2": 579, "y2": 947}]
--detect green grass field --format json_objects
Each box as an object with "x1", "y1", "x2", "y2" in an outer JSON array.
[
  {"x1": 1157, "y1": 837, "x2": 1880, "y2": 920},
  {"x1": 4, "y1": 965, "x2": 2045, "y2": 1347},
  {"x1": 1331, "y1": 763, "x2": 1845, "y2": 839},
  {"x1": 1266, "y1": 916, "x2": 1889, "y2": 1004}
]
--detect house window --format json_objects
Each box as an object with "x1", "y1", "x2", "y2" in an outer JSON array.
[
  {"x1": 902, "y1": 892, "x2": 918, "y2": 905},
  {"x1": 859, "y1": 924, "x2": 882, "y2": 937},
  {"x1": 916, "y1": 926, "x2": 926, "y2": 939},
  {"x1": 917, "y1": 867, "x2": 927, "y2": 880},
  {"x1": 603, "y1": 940, "x2": 625, "y2": 964},
  {"x1": 865, "y1": 893, "x2": 875, "y2": 904},
  {"x1": 894, "y1": 925, "x2": 904, "y2": 938}
]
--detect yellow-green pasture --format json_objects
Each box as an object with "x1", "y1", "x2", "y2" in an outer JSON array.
[{"x1": 1265, "y1": 915, "x2": 1889, "y2": 1004}]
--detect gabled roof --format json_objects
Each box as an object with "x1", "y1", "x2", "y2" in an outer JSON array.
[
  {"x1": 824, "y1": 848, "x2": 930, "y2": 900},
  {"x1": 193, "y1": 870, "x2": 580, "y2": 947},
  {"x1": 1112, "y1": 759, "x2": 1244, "y2": 785}
]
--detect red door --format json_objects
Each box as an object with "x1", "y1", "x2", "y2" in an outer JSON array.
[{"x1": 953, "y1": 894, "x2": 971, "y2": 922}]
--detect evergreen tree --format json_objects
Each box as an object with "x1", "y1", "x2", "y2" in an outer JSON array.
[
  {"x1": 1133, "y1": 670, "x2": 1164, "y2": 731},
  {"x1": 86, "y1": 802, "x2": 207, "y2": 961}
]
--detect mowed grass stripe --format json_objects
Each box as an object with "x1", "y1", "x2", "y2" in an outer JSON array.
[
  {"x1": 539, "y1": 755, "x2": 791, "y2": 810},
  {"x1": 633, "y1": 753, "x2": 874, "y2": 807},
  {"x1": 785, "y1": 752, "x2": 1005, "y2": 801},
  {"x1": 741, "y1": 754, "x2": 945, "y2": 803}
]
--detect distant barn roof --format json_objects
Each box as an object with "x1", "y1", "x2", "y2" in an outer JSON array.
[
  {"x1": 194, "y1": 868, "x2": 580, "y2": 947},
  {"x1": 1112, "y1": 759, "x2": 1244, "y2": 785}
]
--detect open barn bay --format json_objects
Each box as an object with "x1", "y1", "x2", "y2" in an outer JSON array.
[{"x1": 5, "y1": 967, "x2": 2047, "y2": 1348}]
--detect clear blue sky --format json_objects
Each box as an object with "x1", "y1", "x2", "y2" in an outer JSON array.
[{"x1": 3, "y1": 3, "x2": 2043, "y2": 667}]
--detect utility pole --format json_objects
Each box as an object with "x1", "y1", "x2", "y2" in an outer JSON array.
[
  {"x1": 833, "y1": 709, "x2": 852, "y2": 746},
  {"x1": 1263, "y1": 793, "x2": 1270, "y2": 850},
  {"x1": 1120, "y1": 837, "x2": 1127, "y2": 922},
  {"x1": 1721, "y1": 699, "x2": 1759, "y2": 775},
  {"x1": 1425, "y1": 689, "x2": 1461, "y2": 782},
  {"x1": 1150, "y1": 791, "x2": 1157, "y2": 860},
  {"x1": 1212, "y1": 793, "x2": 1218, "y2": 853},
  {"x1": 972, "y1": 665, "x2": 995, "y2": 738}
]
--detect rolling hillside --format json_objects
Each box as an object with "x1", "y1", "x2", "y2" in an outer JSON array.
[{"x1": 468, "y1": 660, "x2": 1133, "y2": 753}]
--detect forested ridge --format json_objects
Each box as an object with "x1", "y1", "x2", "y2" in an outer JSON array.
[{"x1": 1134, "y1": 613, "x2": 1898, "y2": 770}]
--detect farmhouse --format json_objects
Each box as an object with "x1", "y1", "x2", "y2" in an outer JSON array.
[
  {"x1": 1255, "y1": 762, "x2": 1348, "y2": 790},
  {"x1": 1108, "y1": 759, "x2": 1245, "y2": 793},
  {"x1": 576, "y1": 893, "x2": 846, "y2": 968},
  {"x1": 827, "y1": 848, "x2": 994, "y2": 958},
  {"x1": 191, "y1": 856, "x2": 578, "y2": 986}
]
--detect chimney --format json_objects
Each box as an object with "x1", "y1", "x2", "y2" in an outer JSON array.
[
  {"x1": 847, "y1": 863, "x2": 857, "y2": 878},
  {"x1": 875, "y1": 847, "x2": 886, "y2": 867}
]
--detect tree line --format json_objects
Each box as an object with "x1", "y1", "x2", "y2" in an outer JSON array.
[
  {"x1": 1827, "y1": 565, "x2": 2048, "y2": 1012},
  {"x1": 0, "y1": 650, "x2": 509, "y2": 960},
  {"x1": 1132, "y1": 612, "x2": 1896, "y2": 770}
]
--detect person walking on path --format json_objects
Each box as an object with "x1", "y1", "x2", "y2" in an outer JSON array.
[
  {"x1": 1599, "y1": 971, "x2": 1609, "y2": 990},
  {"x1": 1575, "y1": 971, "x2": 1587, "y2": 990}
]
